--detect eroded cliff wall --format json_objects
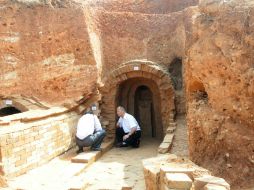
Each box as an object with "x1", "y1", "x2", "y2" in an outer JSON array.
[
  {"x1": 186, "y1": 0, "x2": 254, "y2": 188},
  {"x1": 0, "y1": 1, "x2": 98, "y2": 104}
]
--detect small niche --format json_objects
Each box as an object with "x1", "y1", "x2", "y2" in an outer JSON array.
[
  {"x1": 0, "y1": 106, "x2": 22, "y2": 117},
  {"x1": 168, "y1": 57, "x2": 183, "y2": 90},
  {"x1": 188, "y1": 80, "x2": 208, "y2": 102}
]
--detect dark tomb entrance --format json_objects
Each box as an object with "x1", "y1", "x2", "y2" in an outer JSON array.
[{"x1": 117, "y1": 78, "x2": 163, "y2": 140}]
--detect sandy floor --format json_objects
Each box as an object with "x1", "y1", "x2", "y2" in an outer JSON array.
[
  {"x1": 7, "y1": 138, "x2": 160, "y2": 190},
  {"x1": 80, "y1": 138, "x2": 161, "y2": 190},
  {"x1": 82, "y1": 116, "x2": 190, "y2": 190}
]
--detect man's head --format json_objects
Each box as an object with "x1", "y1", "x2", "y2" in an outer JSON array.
[
  {"x1": 117, "y1": 106, "x2": 126, "y2": 117},
  {"x1": 85, "y1": 107, "x2": 93, "y2": 114},
  {"x1": 85, "y1": 104, "x2": 97, "y2": 115}
]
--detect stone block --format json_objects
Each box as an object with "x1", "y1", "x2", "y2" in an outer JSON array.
[
  {"x1": 122, "y1": 187, "x2": 132, "y2": 190},
  {"x1": 143, "y1": 155, "x2": 170, "y2": 190},
  {"x1": 160, "y1": 166, "x2": 195, "y2": 182},
  {"x1": 158, "y1": 133, "x2": 174, "y2": 154},
  {"x1": 71, "y1": 151, "x2": 101, "y2": 164},
  {"x1": 167, "y1": 126, "x2": 176, "y2": 133},
  {"x1": 158, "y1": 142, "x2": 170, "y2": 154},
  {"x1": 194, "y1": 175, "x2": 230, "y2": 190},
  {"x1": 169, "y1": 122, "x2": 176, "y2": 126},
  {"x1": 204, "y1": 183, "x2": 228, "y2": 190},
  {"x1": 163, "y1": 134, "x2": 174, "y2": 143},
  {"x1": 143, "y1": 164, "x2": 160, "y2": 190},
  {"x1": 164, "y1": 173, "x2": 192, "y2": 189}
]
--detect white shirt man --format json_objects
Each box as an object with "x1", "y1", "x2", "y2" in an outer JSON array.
[
  {"x1": 76, "y1": 113, "x2": 102, "y2": 140},
  {"x1": 117, "y1": 112, "x2": 141, "y2": 133},
  {"x1": 76, "y1": 109, "x2": 106, "y2": 153},
  {"x1": 116, "y1": 106, "x2": 141, "y2": 148}
]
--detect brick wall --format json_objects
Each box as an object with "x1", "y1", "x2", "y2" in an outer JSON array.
[{"x1": 0, "y1": 110, "x2": 80, "y2": 177}]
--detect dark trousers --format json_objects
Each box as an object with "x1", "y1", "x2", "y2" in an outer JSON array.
[
  {"x1": 76, "y1": 129, "x2": 106, "y2": 150},
  {"x1": 116, "y1": 127, "x2": 141, "y2": 147}
]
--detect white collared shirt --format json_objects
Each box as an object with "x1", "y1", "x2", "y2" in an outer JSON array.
[
  {"x1": 76, "y1": 114, "x2": 102, "y2": 140},
  {"x1": 117, "y1": 113, "x2": 141, "y2": 133}
]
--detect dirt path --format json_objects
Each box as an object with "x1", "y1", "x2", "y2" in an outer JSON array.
[
  {"x1": 170, "y1": 114, "x2": 189, "y2": 157},
  {"x1": 7, "y1": 138, "x2": 160, "y2": 190},
  {"x1": 80, "y1": 138, "x2": 160, "y2": 190}
]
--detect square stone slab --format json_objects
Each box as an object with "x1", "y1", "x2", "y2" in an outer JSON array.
[
  {"x1": 165, "y1": 173, "x2": 192, "y2": 189},
  {"x1": 204, "y1": 183, "x2": 228, "y2": 190},
  {"x1": 194, "y1": 175, "x2": 230, "y2": 190},
  {"x1": 71, "y1": 151, "x2": 101, "y2": 164}
]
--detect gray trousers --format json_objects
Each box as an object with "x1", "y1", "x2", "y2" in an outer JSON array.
[{"x1": 76, "y1": 129, "x2": 106, "y2": 149}]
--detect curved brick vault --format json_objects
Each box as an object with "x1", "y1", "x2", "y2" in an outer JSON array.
[{"x1": 99, "y1": 60, "x2": 175, "y2": 140}]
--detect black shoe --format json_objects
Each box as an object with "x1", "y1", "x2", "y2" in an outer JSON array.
[
  {"x1": 120, "y1": 142, "x2": 129, "y2": 147},
  {"x1": 137, "y1": 139, "x2": 140, "y2": 147},
  {"x1": 115, "y1": 142, "x2": 122, "y2": 148},
  {"x1": 132, "y1": 140, "x2": 140, "y2": 148}
]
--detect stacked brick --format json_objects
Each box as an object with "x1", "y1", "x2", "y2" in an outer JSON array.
[{"x1": 0, "y1": 110, "x2": 80, "y2": 177}]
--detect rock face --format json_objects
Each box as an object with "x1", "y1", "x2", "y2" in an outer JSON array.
[
  {"x1": 186, "y1": 0, "x2": 254, "y2": 188},
  {"x1": 77, "y1": 0, "x2": 198, "y2": 14},
  {"x1": 0, "y1": 1, "x2": 98, "y2": 104}
]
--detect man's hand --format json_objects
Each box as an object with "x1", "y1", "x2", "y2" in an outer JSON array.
[{"x1": 123, "y1": 134, "x2": 130, "y2": 141}]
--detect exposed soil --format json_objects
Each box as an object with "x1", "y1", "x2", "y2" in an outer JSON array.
[
  {"x1": 170, "y1": 115, "x2": 189, "y2": 158},
  {"x1": 80, "y1": 138, "x2": 160, "y2": 190}
]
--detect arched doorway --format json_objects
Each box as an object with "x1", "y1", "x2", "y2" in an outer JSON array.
[
  {"x1": 117, "y1": 78, "x2": 163, "y2": 140},
  {"x1": 100, "y1": 60, "x2": 175, "y2": 141},
  {"x1": 0, "y1": 106, "x2": 22, "y2": 117}
]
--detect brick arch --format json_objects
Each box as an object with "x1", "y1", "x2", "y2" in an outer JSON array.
[{"x1": 100, "y1": 60, "x2": 175, "y2": 140}]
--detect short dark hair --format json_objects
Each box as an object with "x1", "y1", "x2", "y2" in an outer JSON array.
[{"x1": 117, "y1": 106, "x2": 126, "y2": 112}]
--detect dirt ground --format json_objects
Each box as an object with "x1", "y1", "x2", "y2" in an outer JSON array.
[
  {"x1": 80, "y1": 138, "x2": 161, "y2": 190},
  {"x1": 7, "y1": 138, "x2": 160, "y2": 190},
  {"x1": 170, "y1": 115, "x2": 189, "y2": 157},
  {"x1": 81, "y1": 115, "x2": 189, "y2": 190}
]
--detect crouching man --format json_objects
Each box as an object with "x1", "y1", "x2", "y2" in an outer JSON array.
[
  {"x1": 76, "y1": 105, "x2": 106, "y2": 153},
  {"x1": 116, "y1": 106, "x2": 141, "y2": 148}
]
